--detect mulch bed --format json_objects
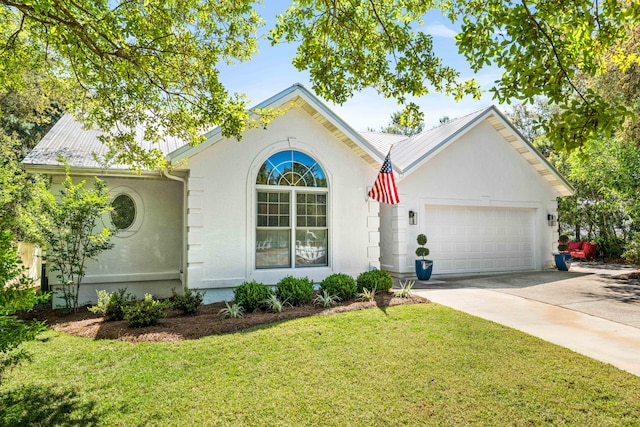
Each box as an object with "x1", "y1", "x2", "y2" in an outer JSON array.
[
  {"x1": 20, "y1": 292, "x2": 429, "y2": 343},
  {"x1": 613, "y1": 270, "x2": 640, "y2": 281}
]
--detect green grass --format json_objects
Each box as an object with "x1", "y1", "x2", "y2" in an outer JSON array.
[{"x1": 2, "y1": 304, "x2": 640, "y2": 426}]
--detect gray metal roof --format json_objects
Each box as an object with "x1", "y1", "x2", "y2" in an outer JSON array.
[
  {"x1": 358, "y1": 107, "x2": 491, "y2": 172},
  {"x1": 22, "y1": 85, "x2": 572, "y2": 196},
  {"x1": 23, "y1": 114, "x2": 185, "y2": 170},
  {"x1": 357, "y1": 131, "x2": 407, "y2": 156}
]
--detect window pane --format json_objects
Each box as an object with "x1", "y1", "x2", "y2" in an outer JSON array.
[
  {"x1": 258, "y1": 191, "x2": 290, "y2": 230},
  {"x1": 296, "y1": 191, "x2": 326, "y2": 234},
  {"x1": 111, "y1": 194, "x2": 136, "y2": 230},
  {"x1": 257, "y1": 150, "x2": 327, "y2": 188},
  {"x1": 256, "y1": 229, "x2": 291, "y2": 268},
  {"x1": 295, "y1": 229, "x2": 327, "y2": 267}
]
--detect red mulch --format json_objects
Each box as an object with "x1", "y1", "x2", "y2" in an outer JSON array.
[{"x1": 20, "y1": 292, "x2": 429, "y2": 343}]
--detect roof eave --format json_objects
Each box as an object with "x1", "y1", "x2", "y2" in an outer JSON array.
[
  {"x1": 23, "y1": 163, "x2": 169, "y2": 179},
  {"x1": 397, "y1": 106, "x2": 574, "y2": 197},
  {"x1": 485, "y1": 107, "x2": 575, "y2": 197},
  {"x1": 167, "y1": 83, "x2": 385, "y2": 168}
]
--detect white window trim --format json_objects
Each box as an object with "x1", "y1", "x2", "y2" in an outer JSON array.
[
  {"x1": 247, "y1": 143, "x2": 334, "y2": 277},
  {"x1": 107, "y1": 185, "x2": 144, "y2": 238},
  {"x1": 255, "y1": 185, "x2": 329, "y2": 269}
]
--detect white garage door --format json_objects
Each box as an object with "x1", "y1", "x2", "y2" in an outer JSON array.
[{"x1": 423, "y1": 205, "x2": 535, "y2": 274}]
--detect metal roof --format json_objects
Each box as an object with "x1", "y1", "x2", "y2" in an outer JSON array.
[
  {"x1": 22, "y1": 114, "x2": 185, "y2": 170},
  {"x1": 23, "y1": 84, "x2": 573, "y2": 196}
]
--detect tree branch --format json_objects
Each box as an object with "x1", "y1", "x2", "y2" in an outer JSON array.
[{"x1": 520, "y1": 0, "x2": 590, "y2": 106}]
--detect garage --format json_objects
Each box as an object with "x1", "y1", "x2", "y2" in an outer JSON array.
[{"x1": 424, "y1": 205, "x2": 536, "y2": 275}]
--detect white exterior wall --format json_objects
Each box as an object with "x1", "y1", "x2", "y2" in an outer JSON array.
[
  {"x1": 185, "y1": 107, "x2": 380, "y2": 302},
  {"x1": 48, "y1": 175, "x2": 184, "y2": 307},
  {"x1": 380, "y1": 120, "x2": 560, "y2": 276}
]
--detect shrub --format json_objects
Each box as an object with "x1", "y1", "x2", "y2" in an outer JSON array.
[
  {"x1": 171, "y1": 288, "x2": 204, "y2": 315},
  {"x1": 275, "y1": 276, "x2": 314, "y2": 305},
  {"x1": 234, "y1": 281, "x2": 273, "y2": 312},
  {"x1": 416, "y1": 234, "x2": 430, "y2": 259},
  {"x1": 88, "y1": 290, "x2": 111, "y2": 316},
  {"x1": 0, "y1": 231, "x2": 47, "y2": 381},
  {"x1": 623, "y1": 239, "x2": 640, "y2": 265},
  {"x1": 96, "y1": 288, "x2": 136, "y2": 321},
  {"x1": 558, "y1": 234, "x2": 570, "y2": 253},
  {"x1": 123, "y1": 294, "x2": 168, "y2": 327},
  {"x1": 596, "y1": 236, "x2": 625, "y2": 259},
  {"x1": 319, "y1": 273, "x2": 356, "y2": 301},
  {"x1": 356, "y1": 270, "x2": 393, "y2": 293}
]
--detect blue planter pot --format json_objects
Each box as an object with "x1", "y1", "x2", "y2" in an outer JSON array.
[
  {"x1": 554, "y1": 253, "x2": 572, "y2": 271},
  {"x1": 415, "y1": 260, "x2": 433, "y2": 280}
]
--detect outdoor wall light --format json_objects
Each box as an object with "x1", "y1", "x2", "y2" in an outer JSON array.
[
  {"x1": 409, "y1": 210, "x2": 417, "y2": 225},
  {"x1": 547, "y1": 213, "x2": 556, "y2": 227}
]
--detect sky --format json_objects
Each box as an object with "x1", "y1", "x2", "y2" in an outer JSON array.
[{"x1": 217, "y1": 2, "x2": 505, "y2": 132}]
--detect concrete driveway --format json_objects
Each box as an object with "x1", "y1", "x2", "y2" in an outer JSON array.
[{"x1": 409, "y1": 262, "x2": 640, "y2": 376}]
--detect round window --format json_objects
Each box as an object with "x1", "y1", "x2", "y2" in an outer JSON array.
[{"x1": 110, "y1": 194, "x2": 136, "y2": 230}]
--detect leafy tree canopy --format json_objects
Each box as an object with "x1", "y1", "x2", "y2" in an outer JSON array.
[
  {"x1": 273, "y1": 0, "x2": 640, "y2": 152},
  {"x1": 380, "y1": 110, "x2": 425, "y2": 136},
  {"x1": 1, "y1": 0, "x2": 639, "y2": 169},
  {"x1": 1, "y1": 0, "x2": 265, "y2": 169}
]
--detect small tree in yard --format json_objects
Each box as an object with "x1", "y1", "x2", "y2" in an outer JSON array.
[
  {"x1": 0, "y1": 231, "x2": 47, "y2": 383},
  {"x1": 42, "y1": 165, "x2": 114, "y2": 312}
]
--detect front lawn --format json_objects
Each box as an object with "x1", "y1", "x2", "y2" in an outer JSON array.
[{"x1": 2, "y1": 304, "x2": 639, "y2": 426}]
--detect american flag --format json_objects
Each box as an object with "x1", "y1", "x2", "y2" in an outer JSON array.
[{"x1": 368, "y1": 149, "x2": 399, "y2": 204}]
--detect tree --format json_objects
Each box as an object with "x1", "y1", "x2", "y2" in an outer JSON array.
[
  {"x1": 0, "y1": 0, "x2": 267, "y2": 170},
  {"x1": 562, "y1": 138, "x2": 640, "y2": 242},
  {"x1": 1, "y1": 1, "x2": 639, "y2": 168},
  {"x1": 380, "y1": 110, "x2": 425, "y2": 136},
  {"x1": 0, "y1": 231, "x2": 47, "y2": 383},
  {"x1": 505, "y1": 98, "x2": 559, "y2": 149},
  {"x1": 589, "y1": 24, "x2": 640, "y2": 146},
  {"x1": 272, "y1": 0, "x2": 639, "y2": 151},
  {"x1": 1, "y1": 71, "x2": 65, "y2": 243},
  {"x1": 42, "y1": 166, "x2": 114, "y2": 312}
]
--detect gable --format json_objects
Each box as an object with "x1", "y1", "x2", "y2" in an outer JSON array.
[
  {"x1": 399, "y1": 119, "x2": 553, "y2": 202},
  {"x1": 168, "y1": 84, "x2": 384, "y2": 170},
  {"x1": 360, "y1": 106, "x2": 573, "y2": 197}
]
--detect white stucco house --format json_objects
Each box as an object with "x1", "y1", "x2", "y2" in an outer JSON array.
[{"x1": 24, "y1": 84, "x2": 573, "y2": 305}]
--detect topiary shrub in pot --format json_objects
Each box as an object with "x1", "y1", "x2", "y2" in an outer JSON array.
[
  {"x1": 554, "y1": 234, "x2": 572, "y2": 271},
  {"x1": 415, "y1": 233, "x2": 433, "y2": 280}
]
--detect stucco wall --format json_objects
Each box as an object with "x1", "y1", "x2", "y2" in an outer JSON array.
[
  {"x1": 48, "y1": 175, "x2": 184, "y2": 307},
  {"x1": 380, "y1": 120, "x2": 560, "y2": 275},
  {"x1": 185, "y1": 107, "x2": 380, "y2": 302}
]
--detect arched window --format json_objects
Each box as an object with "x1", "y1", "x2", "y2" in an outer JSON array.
[{"x1": 256, "y1": 150, "x2": 328, "y2": 268}]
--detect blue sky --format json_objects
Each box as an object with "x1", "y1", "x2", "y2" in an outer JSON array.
[{"x1": 217, "y1": 2, "x2": 504, "y2": 132}]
